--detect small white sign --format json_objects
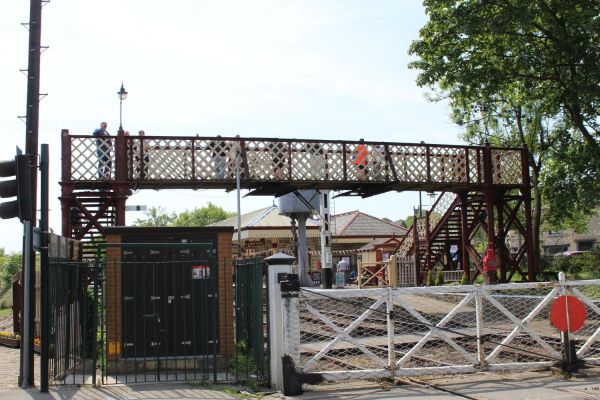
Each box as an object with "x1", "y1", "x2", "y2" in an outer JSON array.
[{"x1": 125, "y1": 205, "x2": 147, "y2": 211}]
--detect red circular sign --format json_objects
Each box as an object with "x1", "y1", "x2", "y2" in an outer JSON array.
[{"x1": 550, "y1": 295, "x2": 587, "y2": 333}]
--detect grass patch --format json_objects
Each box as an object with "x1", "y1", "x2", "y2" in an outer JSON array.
[
  {"x1": 0, "y1": 290, "x2": 12, "y2": 310},
  {"x1": 0, "y1": 308, "x2": 12, "y2": 317}
]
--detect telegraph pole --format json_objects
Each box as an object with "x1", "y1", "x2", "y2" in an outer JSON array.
[{"x1": 20, "y1": 0, "x2": 43, "y2": 388}]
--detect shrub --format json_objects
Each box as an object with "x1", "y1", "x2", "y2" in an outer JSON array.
[
  {"x1": 460, "y1": 272, "x2": 470, "y2": 285},
  {"x1": 229, "y1": 340, "x2": 257, "y2": 378},
  {"x1": 426, "y1": 270, "x2": 435, "y2": 286},
  {"x1": 435, "y1": 270, "x2": 445, "y2": 286}
]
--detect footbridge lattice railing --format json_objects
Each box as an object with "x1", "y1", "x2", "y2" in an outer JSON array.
[{"x1": 63, "y1": 132, "x2": 526, "y2": 189}]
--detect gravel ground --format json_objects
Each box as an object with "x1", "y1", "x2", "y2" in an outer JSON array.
[{"x1": 0, "y1": 313, "x2": 14, "y2": 333}]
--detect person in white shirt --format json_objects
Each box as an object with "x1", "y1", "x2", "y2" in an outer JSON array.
[{"x1": 337, "y1": 259, "x2": 349, "y2": 286}]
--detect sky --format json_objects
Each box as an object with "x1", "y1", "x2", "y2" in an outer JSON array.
[{"x1": 0, "y1": 0, "x2": 463, "y2": 253}]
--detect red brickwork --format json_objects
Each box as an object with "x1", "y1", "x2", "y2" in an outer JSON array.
[{"x1": 104, "y1": 234, "x2": 122, "y2": 361}]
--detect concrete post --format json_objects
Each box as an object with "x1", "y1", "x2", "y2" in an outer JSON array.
[{"x1": 265, "y1": 253, "x2": 295, "y2": 391}]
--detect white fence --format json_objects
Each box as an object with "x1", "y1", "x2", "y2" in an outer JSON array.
[{"x1": 279, "y1": 279, "x2": 600, "y2": 382}]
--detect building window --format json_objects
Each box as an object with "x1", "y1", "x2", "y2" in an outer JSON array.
[
  {"x1": 544, "y1": 245, "x2": 568, "y2": 255},
  {"x1": 577, "y1": 241, "x2": 595, "y2": 251}
]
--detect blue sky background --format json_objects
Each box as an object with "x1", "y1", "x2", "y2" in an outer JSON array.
[{"x1": 0, "y1": 0, "x2": 463, "y2": 253}]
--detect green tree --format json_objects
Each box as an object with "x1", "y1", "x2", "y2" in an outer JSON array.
[
  {"x1": 403, "y1": 210, "x2": 425, "y2": 229},
  {"x1": 408, "y1": 0, "x2": 600, "y2": 264},
  {"x1": 173, "y1": 202, "x2": 236, "y2": 227},
  {"x1": 133, "y1": 206, "x2": 177, "y2": 227},
  {"x1": 409, "y1": 0, "x2": 600, "y2": 149},
  {"x1": 0, "y1": 252, "x2": 22, "y2": 293},
  {"x1": 541, "y1": 137, "x2": 600, "y2": 227},
  {"x1": 382, "y1": 217, "x2": 392, "y2": 222}
]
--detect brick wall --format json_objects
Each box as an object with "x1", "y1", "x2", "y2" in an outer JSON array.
[{"x1": 105, "y1": 234, "x2": 122, "y2": 360}]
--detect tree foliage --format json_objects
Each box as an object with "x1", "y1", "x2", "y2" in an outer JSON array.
[
  {"x1": 409, "y1": 0, "x2": 600, "y2": 148},
  {"x1": 408, "y1": 0, "x2": 600, "y2": 233},
  {"x1": 133, "y1": 206, "x2": 177, "y2": 227},
  {"x1": 173, "y1": 202, "x2": 236, "y2": 227},
  {"x1": 133, "y1": 203, "x2": 236, "y2": 228},
  {"x1": 0, "y1": 251, "x2": 22, "y2": 294}
]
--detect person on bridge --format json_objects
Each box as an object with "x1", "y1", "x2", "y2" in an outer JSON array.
[
  {"x1": 93, "y1": 122, "x2": 112, "y2": 179},
  {"x1": 353, "y1": 140, "x2": 368, "y2": 180},
  {"x1": 138, "y1": 130, "x2": 150, "y2": 177},
  {"x1": 210, "y1": 136, "x2": 228, "y2": 179}
]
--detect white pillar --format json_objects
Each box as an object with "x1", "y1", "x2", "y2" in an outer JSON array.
[{"x1": 266, "y1": 255, "x2": 294, "y2": 390}]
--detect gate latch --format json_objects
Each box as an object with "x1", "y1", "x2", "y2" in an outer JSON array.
[
  {"x1": 124, "y1": 296, "x2": 133, "y2": 301},
  {"x1": 180, "y1": 249, "x2": 190, "y2": 254},
  {"x1": 180, "y1": 294, "x2": 190, "y2": 299},
  {"x1": 150, "y1": 250, "x2": 160, "y2": 255},
  {"x1": 181, "y1": 340, "x2": 191, "y2": 345},
  {"x1": 168, "y1": 295, "x2": 175, "y2": 304},
  {"x1": 150, "y1": 296, "x2": 161, "y2": 300},
  {"x1": 125, "y1": 343, "x2": 134, "y2": 347},
  {"x1": 151, "y1": 342, "x2": 162, "y2": 346},
  {"x1": 123, "y1": 251, "x2": 133, "y2": 256}
]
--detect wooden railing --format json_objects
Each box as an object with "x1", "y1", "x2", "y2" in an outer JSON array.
[{"x1": 61, "y1": 130, "x2": 527, "y2": 190}]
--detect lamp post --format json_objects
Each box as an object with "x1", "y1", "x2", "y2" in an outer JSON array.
[{"x1": 118, "y1": 83, "x2": 128, "y2": 130}]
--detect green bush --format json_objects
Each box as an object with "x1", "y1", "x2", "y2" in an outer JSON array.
[
  {"x1": 542, "y1": 248, "x2": 600, "y2": 280},
  {"x1": 229, "y1": 340, "x2": 257, "y2": 377},
  {"x1": 460, "y1": 272, "x2": 470, "y2": 285},
  {"x1": 435, "y1": 270, "x2": 445, "y2": 286},
  {"x1": 426, "y1": 270, "x2": 435, "y2": 286}
]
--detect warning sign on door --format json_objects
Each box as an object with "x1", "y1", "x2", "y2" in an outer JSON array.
[{"x1": 192, "y1": 265, "x2": 210, "y2": 279}]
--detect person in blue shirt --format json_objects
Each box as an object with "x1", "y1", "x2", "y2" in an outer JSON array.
[{"x1": 93, "y1": 122, "x2": 112, "y2": 179}]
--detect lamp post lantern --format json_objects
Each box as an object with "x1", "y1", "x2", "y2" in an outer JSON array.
[{"x1": 118, "y1": 83, "x2": 128, "y2": 130}]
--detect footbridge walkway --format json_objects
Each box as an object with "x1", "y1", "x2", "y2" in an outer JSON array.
[{"x1": 59, "y1": 130, "x2": 535, "y2": 282}]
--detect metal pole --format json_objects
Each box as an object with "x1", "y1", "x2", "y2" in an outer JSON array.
[
  {"x1": 297, "y1": 215, "x2": 309, "y2": 287},
  {"x1": 320, "y1": 190, "x2": 332, "y2": 289},
  {"x1": 40, "y1": 144, "x2": 49, "y2": 392},
  {"x1": 236, "y1": 151, "x2": 241, "y2": 257},
  {"x1": 24, "y1": 0, "x2": 43, "y2": 387},
  {"x1": 21, "y1": 220, "x2": 33, "y2": 389},
  {"x1": 119, "y1": 98, "x2": 123, "y2": 130}
]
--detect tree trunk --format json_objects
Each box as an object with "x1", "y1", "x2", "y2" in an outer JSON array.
[{"x1": 530, "y1": 168, "x2": 541, "y2": 272}]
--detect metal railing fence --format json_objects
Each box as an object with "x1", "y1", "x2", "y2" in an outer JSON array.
[
  {"x1": 47, "y1": 249, "x2": 268, "y2": 386},
  {"x1": 47, "y1": 258, "x2": 94, "y2": 383}
]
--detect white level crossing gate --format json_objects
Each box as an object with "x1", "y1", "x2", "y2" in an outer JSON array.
[{"x1": 279, "y1": 280, "x2": 600, "y2": 382}]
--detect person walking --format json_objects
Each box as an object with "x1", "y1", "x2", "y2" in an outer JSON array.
[
  {"x1": 93, "y1": 122, "x2": 112, "y2": 179},
  {"x1": 336, "y1": 258, "x2": 349, "y2": 288}
]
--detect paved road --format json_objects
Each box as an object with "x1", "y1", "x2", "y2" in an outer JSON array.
[
  {"x1": 3, "y1": 344, "x2": 600, "y2": 399},
  {"x1": 0, "y1": 343, "x2": 39, "y2": 389},
  {"x1": 288, "y1": 371, "x2": 600, "y2": 399}
]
